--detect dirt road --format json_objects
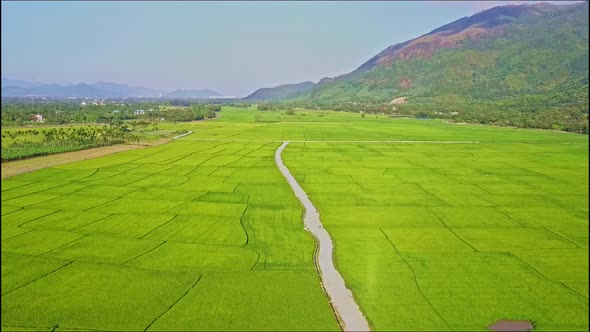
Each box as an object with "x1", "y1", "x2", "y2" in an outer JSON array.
[{"x1": 275, "y1": 141, "x2": 370, "y2": 331}]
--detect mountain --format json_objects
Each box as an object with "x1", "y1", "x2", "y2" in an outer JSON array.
[
  {"x1": 1, "y1": 78, "x2": 43, "y2": 89},
  {"x1": 244, "y1": 81, "x2": 316, "y2": 101},
  {"x1": 0, "y1": 80, "x2": 222, "y2": 98},
  {"x1": 293, "y1": 2, "x2": 588, "y2": 104},
  {"x1": 1, "y1": 80, "x2": 164, "y2": 98},
  {"x1": 90, "y1": 81, "x2": 160, "y2": 97},
  {"x1": 1, "y1": 86, "x2": 30, "y2": 96},
  {"x1": 165, "y1": 89, "x2": 221, "y2": 98}
]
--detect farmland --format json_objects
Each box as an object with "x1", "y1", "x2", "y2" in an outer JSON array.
[
  {"x1": 1, "y1": 123, "x2": 178, "y2": 161},
  {"x1": 1, "y1": 108, "x2": 588, "y2": 331},
  {"x1": 1, "y1": 125, "x2": 339, "y2": 331},
  {"x1": 283, "y1": 140, "x2": 588, "y2": 330}
]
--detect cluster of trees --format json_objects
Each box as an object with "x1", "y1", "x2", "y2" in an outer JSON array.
[
  {"x1": 1, "y1": 124, "x2": 138, "y2": 161},
  {"x1": 3, "y1": 124, "x2": 135, "y2": 148},
  {"x1": 0, "y1": 101, "x2": 220, "y2": 126},
  {"x1": 256, "y1": 104, "x2": 279, "y2": 112},
  {"x1": 0, "y1": 101, "x2": 160, "y2": 126},
  {"x1": 289, "y1": 89, "x2": 589, "y2": 134},
  {"x1": 40, "y1": 125, "x2": 133, "y2": 146},
  {"x1": 224, "y1": 103, "x2": 251, "y2": 108},
  {"x1": 396, "y1": 91, "x2": 589, "y2": 133},
  {"x1": 160, "y1": 105, "x2": 219, "y2": 123}
]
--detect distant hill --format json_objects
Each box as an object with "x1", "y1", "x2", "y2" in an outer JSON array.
[
  {"x1": 244, "y1": 81, "x2": 316, "y2": 101},
  {"x1": 165, "y1": 89, "x2": 221, "y2": 98},
  {"x1": 292, "y1": 2, "x2": 588, "y2": 105},
  {"x1": 90, "y1": 81, "x2": 159, "y2": 97},
  {"x1": 1, "y1": 81, "x2": 160, "y2": 98},
  {"x1": 0, "y1": 80, "x2": 222, "y2": 98},
  {"x1": 1, "y1": 86, "x2": 30, "y2": 96},
  {"x1": 1, "y1": 78, "x2": 43, "y2": 89}
]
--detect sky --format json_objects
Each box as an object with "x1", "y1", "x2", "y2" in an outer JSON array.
[{"x1": 1, "y1": 1, "x2": 582, "y2": 97}]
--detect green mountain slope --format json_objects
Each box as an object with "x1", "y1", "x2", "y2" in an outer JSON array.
[
  {"x1": 244, "y1": 81, "x2": 316, "y2": 101},
  {"x1": 296, "y1": 2, "x2": 588, "y2": 105}
]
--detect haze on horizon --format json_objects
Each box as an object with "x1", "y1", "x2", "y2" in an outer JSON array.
[{"x1": 1, "y1": 0, "x2": 582, "y2": 97}]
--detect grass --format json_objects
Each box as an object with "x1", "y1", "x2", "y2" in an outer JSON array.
[{"x1": 2, "y1": 107, "x2": 588, "y2": 330}]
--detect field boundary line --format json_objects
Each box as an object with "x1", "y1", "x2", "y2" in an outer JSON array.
[
  {"x1": 542, "y1": 228, "x2": 582, "y2": 249},
  {"x1": 1, "y1": 228, "x2": 35, "y2": 241},
  {"x1": 275, "y1": 141, "x2": 370, "y2": 332},
  {"x1": 143, "y1": 275, "x2": 203, "y2": 331},
  {"x1": 0, "y1": 206, "x2": 24, "y2": 217},
  {"x1": 17, "y1": 209, "x2": 63, "y2": 228},
  {"x1": 505, "y1": 252, "x2": 589, "y2": 300},
  {"x1": 1, "y1": 324, "x2": 100, "y2": 332},
  {"x1": 238, "y1": 206, "x2": 250, "y2": 246},
  {"x1": 178, "y1": 138, "x2": 481, "y2": 144},
  {"x1": 506, "y1": 252, "x2": 554, "y2": 282},
  {"x1": 561, "y1": 282, "x2": 588, "y2": 298},
  {"x1": 426, "y1": 207, "x2": 480, "y2": 252},
  {"x1": 68, "y1": 213, "x2": 114, "y2": 232},
  {"x1": 379, "y1": 228, "x2": 453, "y2": 330},
  {"x1": 122, "y1": 241, "x2": 167, "y2": 265},
  {"x1": 41, "y1": 234, "x2": 89, "y2": 256},
  {"x1": 2, "y1": 261, "x2": 74, "y2": 296},
  {"x1": 141, "y1": 215, "x2": 179, "y2": 239}
]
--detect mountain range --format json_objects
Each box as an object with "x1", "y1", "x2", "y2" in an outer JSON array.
[
  {"x1": 4, "y1": 2, "x2": 588, "y2": 104},
  {"x1": 247, "y1": 2, "x2": 588, "y2": 105},
  {"x1": 1, "y1": 79, "x2": 222, "y2": 99}
]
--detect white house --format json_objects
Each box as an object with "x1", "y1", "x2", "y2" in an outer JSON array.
[
  {"x1": 33, "y1": 114, "x2": 44, "y2": 122},
  {"x1": 134, "y1": 109, "x2": 145, "y2": 115}
]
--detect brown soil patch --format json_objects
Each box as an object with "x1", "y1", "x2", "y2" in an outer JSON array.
[
  {"x1": 488, "y1": 320, "x2": 534, "y2": 331},
  {"x1": 1, "y1": 138, "x2": 170, "y2": 179}
]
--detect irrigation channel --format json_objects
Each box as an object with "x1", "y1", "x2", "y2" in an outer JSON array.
[{"x1": 275, "y1": 141, "x2": 371, "y2": 332}]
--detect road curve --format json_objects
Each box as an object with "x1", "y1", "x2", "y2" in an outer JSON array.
[{"x1": 275, "y1": 141, "x2": 370, "y2": 332}]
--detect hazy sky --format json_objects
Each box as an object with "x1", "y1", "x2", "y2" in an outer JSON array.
[{"x1": 1, "y1": 1, "x2": 581, "y2": 97}]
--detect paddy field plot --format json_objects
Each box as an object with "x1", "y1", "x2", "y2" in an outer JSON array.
[
  {"x1": 1, "y1": 137, "x2": 339, "y2": 331},
  {"x1": 283, "y1": 137, "x2": 589, "y2": 331},
  {"x1": 2, "y1": 108, "x2": 588, "y2": 331}
]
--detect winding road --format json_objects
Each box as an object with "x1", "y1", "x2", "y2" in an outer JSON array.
[{"x1": 275, "y1": 141, "x2": 371, "y2": 332}]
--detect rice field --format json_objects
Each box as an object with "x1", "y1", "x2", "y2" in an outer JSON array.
[
  {"x1": 2, "y1": 108, "x2": 588, "y2": 331},
  {"x1": 282, "y1": 135, "x2": 589, "y2": 330},
  {"x1": 1, "y1": 134, "x2": 339, "y2": 331}
]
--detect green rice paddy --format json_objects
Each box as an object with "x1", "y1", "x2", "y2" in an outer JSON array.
[{"x1": 2, "y1": 108, "x2": 588, "y2": 331}]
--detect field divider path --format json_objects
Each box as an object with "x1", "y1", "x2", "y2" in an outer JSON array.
[
  {"x1": 172, "y1": 131, "x2": 194, "y2": 139},
  {"x1": 275, "y1": 141, "x2": 371, "y2": 332},
  {"x1": 179, "y1": 138, "x2": 480, "y2": 144}
]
